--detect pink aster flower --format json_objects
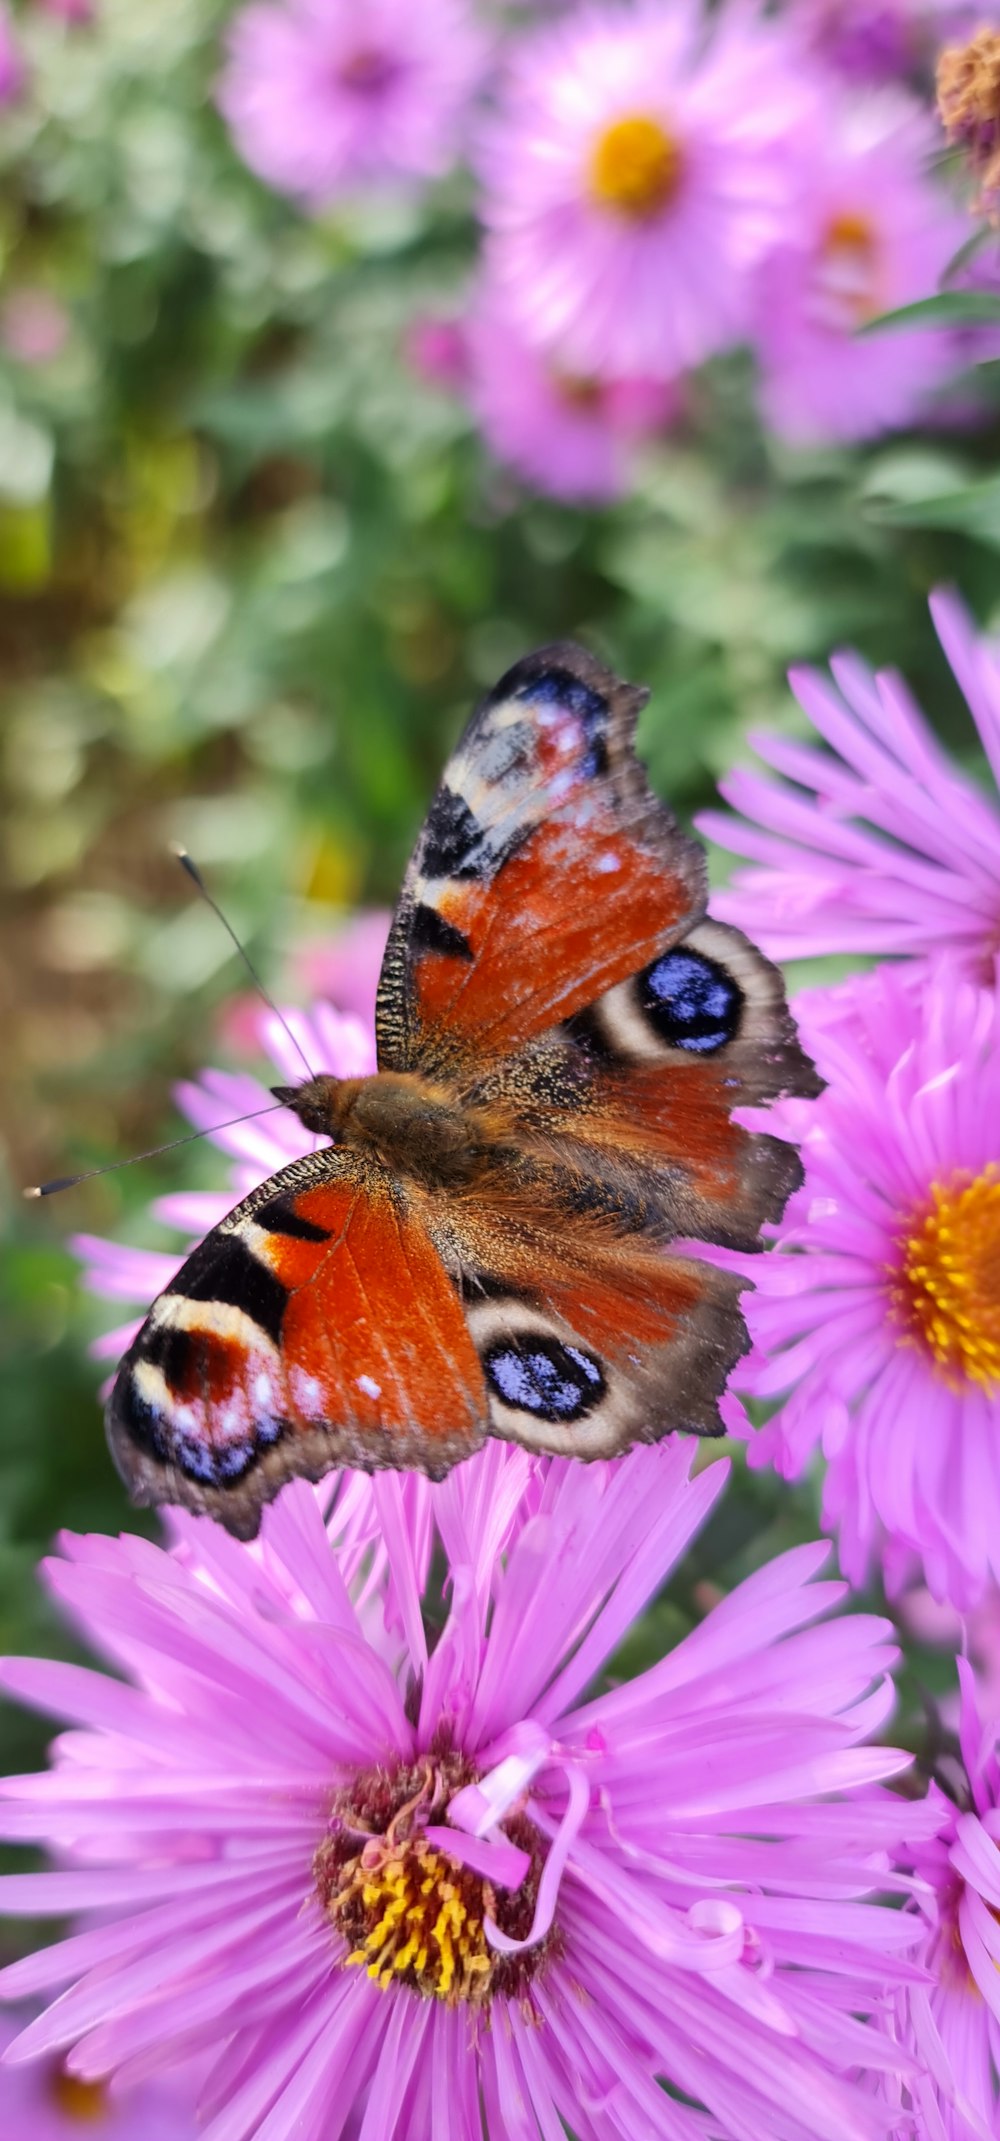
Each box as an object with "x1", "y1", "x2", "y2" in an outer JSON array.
[
  {"x1": 751, "y1": 91, "x2": 968, "y2": 443},
  {"x1": 479, "y1": 1, "x2": 810, "y2": 379},
  {"x1": 466, "y1": 289, "x2": 679, "y2": 503},
  {"x1": 0, "y1": 2011, "x2": 197, "y2": 2139},
  {"x1": 726, "y1": 960, "x2": 1000, "y2": 1608},
  {"x1": 73, "y1": 993, "x2": 375, "y2": 1374},
  {"x1": 0, "y1": 1444, "x2": 929, "y2": 2141},
  {"x1": 889, "y1": 1662, "x2": 1000, "y2": 2139},
  {"x1": 217, "y1": 0, "x2": 487, "y2": 209},
  {"x1": 793, "y1": 0, "x2": 999, "y2": 83},
  {"x1": 698, "y1": 588, "x2": 1000, "y2": 972}
]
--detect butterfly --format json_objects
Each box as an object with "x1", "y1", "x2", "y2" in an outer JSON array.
[{"x1": 106, "y1": 644, "x2": 819, "y2": 1539}]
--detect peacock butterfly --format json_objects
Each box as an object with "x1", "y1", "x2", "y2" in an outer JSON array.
[{"x1": 106, "y1": 644, "x2": 819, "y2": 1538}]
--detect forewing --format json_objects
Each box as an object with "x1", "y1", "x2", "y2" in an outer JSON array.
[
  {"x1": 375, "y1": 644, "x2": 706, "y2": 1076},
  {"x1": 106, "y1": 1150, "x2": 489, "y2": 1538}
]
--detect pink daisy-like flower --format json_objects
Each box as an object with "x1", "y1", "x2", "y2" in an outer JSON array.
[
  {"x1": 0, "y1": 1444, "x2": 929, "y2": 2141},
  {"x1": 726, "y1": 960, "x2": 1000, "y2": 1607},
  {"x1": 751, "y1": 91, "x2": 968, "y2": 443},
  {"x1": 698, "y1": 588, "x2": 1000, "y2": 971},
  {"x1": 466, "y1": 289, "x2": 679, "y2": 503},
  {"x1": 478, "y1": 1, "x2": 810, "y2": 379},
  {"x1": 891, "y1": 1662, "x2": 1000, "y2": 2138},
  {"x1": 0, "y1": 2011, "x2": 197, "y2": 2141},
  {"x1": 217, "y1": 0, "x2": 487, "y2": 209}
]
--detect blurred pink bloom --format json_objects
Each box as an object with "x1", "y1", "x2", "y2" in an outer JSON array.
[
  {"x1": 897, "y1": 1583, "x2": 1000, "y2": 1724},
  {"x1": 467, "y1": 290, "x2": 679, "y2": 502},
  {"x1": 894, "y1": 1663, "x2": 1000, "y2": 2139},
  {"x1": 0, "y1": 4, "x2": 26, "y2": 104},
  {"x1": 0, "y1": 2012, "x2": 196, "y2": 2140},
  {"x1": 699, "y1": 588, "x2": 1000, "y2": 971},
  {"x1": 727, "y1": 961, "x2": 1000, "y2": 1608},
  {"x1": 218, "y1": 0, "x2": 487, "y2": 207},
  {"x1": 34, "y1": 0, "x2": 94, "y2": 23},
  {"x1": 479, "y1": 0, "x2": 809, "y2": 379},
  {"x1": 794, "y1": 0, "x2": 997, "y2": 81},
  {"x1": 0, "y1": 1448, "x2": 928, "y2": 2140},
  {"x1": 293, "y1": 908, "x2": 391, "y2": 1029},
  {"x1": 752, "y1": 92, "x2": 968, "y2": 443},
  {"x1": 0, "y1": 290, "x2": 69, "y2": 366},
  {"x1": 402, "y1": 314, "x2": 471, "y2": 393}
]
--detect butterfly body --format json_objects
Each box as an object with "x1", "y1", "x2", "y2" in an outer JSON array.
[{"x1": 106, "y1": 645, "x2": 820, "y2": 1538}]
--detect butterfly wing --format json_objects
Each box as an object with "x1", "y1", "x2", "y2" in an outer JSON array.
[
  {"x1": 105, "y1": 1150, "x2": 489, "y2": 1539},
  {"x1": 370, "y1": 644, "x2": 819, "y2": 1457},
  {"x1": 376, "y1": 643, "x2": 706, "y2": 1076}
]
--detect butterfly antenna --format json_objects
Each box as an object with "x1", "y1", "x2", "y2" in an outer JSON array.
[
  {"x1": 23, "y1": 1103, "x2": 289, "y2": 1199},
  {"x1": 171, "y1": 844, "x2": 316, "y2": 1082}
]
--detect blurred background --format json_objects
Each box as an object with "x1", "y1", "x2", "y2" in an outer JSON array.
[{"x1": 2, "y1": 0, "x2": 999, "y2": 1930}]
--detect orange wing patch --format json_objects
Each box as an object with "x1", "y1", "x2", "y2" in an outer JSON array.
[
  {"x1": 413, "y1": 814, "x2": 692, "y2": 1059},
  {"x1": 376, "y1": 644, "x2": 705, "y2": 1074},
  {"x1": 105, "y1": 1154, "x2": 489, "y2": 1539}
]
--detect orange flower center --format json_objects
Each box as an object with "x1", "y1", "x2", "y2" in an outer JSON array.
[
  {"x1": 818, "y1": 210, "x2": 881, "y2": 325},
  {"x1": 49, "y1": 2070, "x2": 109, "y2": 2123},
  {"x1": 892, "y1": 1164, "x2": 1000, "y2": 1389},
  {"x1": 590, "y1": 114, "x2": 682, "y2": 220}
]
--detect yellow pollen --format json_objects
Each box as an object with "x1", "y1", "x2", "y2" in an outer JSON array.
[
  {"x1": 892, "y1": 1164, "x2": 1000, "y2": 1389},
  {"x1": 590, "y1": 114, "x2": 682, "y2": 220},
  {"x1": 49, "y1": 2070, "x2": 109, "y2": 2123},
  {"x1": 334, "y1": 1837, "x2": 494, "y2": 2005}
]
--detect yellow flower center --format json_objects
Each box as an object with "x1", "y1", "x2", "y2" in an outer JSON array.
[
  {"x1": 49, "y1": 2070, "x2": 109, "y2": 2122},
  {"x1": 314, "y1": 1751, "x2": 554, "y2": 2009},
  {"x1": 590, "y1": 114, "x2": 682, "y2": 220},
  {"x1": 893, "y1": 1164, "x2": 1000, "y2": 1389},
  {"x1": 330, "y1": 1833, "x2": 493, "y2": 2003}
]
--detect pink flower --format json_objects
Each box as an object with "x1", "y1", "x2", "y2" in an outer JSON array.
[
  {"x1": 898, "y1": 1584, "x2": 1000, "y2": 1726},
  {"x1": 402, "y1": 315, "x2": 471, "y2": 393},
  {"x1": 727, "y1": 961, "x2": 1000, "y2": 1608},
  {"x1": 752, "y1": 92, "x2": 968, "y2": 443},
  {"x1": 698, "y1": 589, "x2": 1000, "y2": 972},
  {"x1": 292, "y1": 909, "x2": 392, "y2": 1030},
  {"x1": 0, "y1": 2011, "x2": 197, "y2": 2140},
  {"x1": 34, "y1": 0, "x2": 94, "y2": 23},
  {"x1": 479, "y1": 1, "x2": 809, "y2": 379},
  {"x1": 466, "y1": 289, "x2": 679, "y2": 502},
  {"x1": 794, "y1": 0, "x2": 996, "y2": 82},
  {"x1": 894, "y1": 1663, "x2": 1000, "y2": 2139},
  {"x1": 0, "y1": 290, "x2": 69, "y2": 366},
  {"x1": 0, "y1": 4, "x2": 26, "y2": 105},
  {"x1": 0, "y1": 1447, "x2": 927, "y2": 2140},
  {"x1": 217, "y1": 0, "x2": 487, "y2": 208}
]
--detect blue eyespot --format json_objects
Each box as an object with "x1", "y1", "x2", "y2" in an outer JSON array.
[
  {"x1": 483, "y1": 1336, "x2": 605, "y2": 1423},
  {"x1": 640, "y1": 948, "x2": 742, "y2": 1053}
]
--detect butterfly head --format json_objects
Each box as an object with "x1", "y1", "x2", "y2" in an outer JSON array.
[{"x1": 271, "y1": 1075, "x2": 347, "y2": 1139}]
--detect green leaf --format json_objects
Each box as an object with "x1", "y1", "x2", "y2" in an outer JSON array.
[
  {"x1": 859, "y1": 290, "x2": 1000, "y2": 334},
  {"x1": 863, "y1": 470, "x2": 1000, "y2": 543}
]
